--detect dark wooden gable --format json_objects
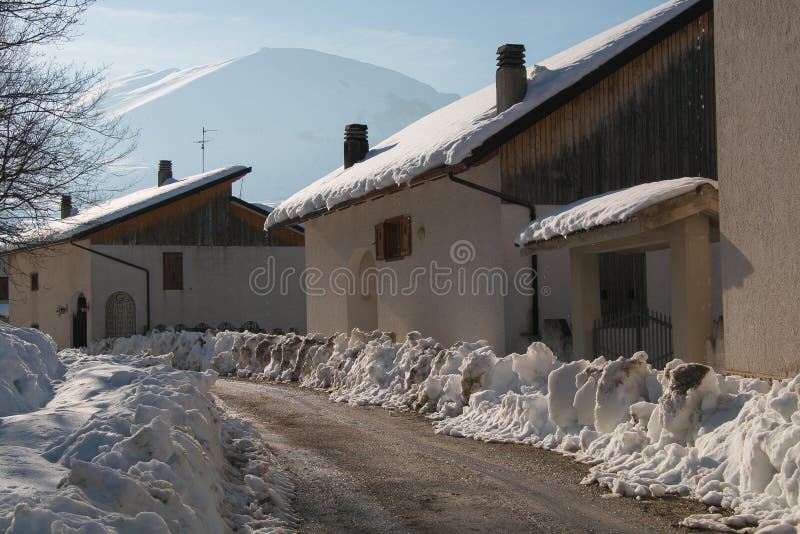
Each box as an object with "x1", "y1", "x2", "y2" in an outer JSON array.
[
  {"x1": 89, "y1": 182, "x2": 270, "y2": 246},
  {"x1": 499, "y1": 8, "x2": 716, "y2": 205}
]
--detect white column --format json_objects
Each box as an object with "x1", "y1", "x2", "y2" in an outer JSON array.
[
  {"x1": 569, "y1": 248, "x2": 601, "y2": 360},
  {"x1": 670, "y1": 215, "x2": 712, "y2": 363}
]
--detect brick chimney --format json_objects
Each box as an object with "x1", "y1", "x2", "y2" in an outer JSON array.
[
  {"x1": 496, "y1": 44, "x2": 527, "y2": 114},
  {"x1": 157, "y1": 160, "x2": 173, "y2": 186},
  {"x1": 60, "y1": 195, "x2": 72, "y2": 219},
  {"x1": 344, "y1": 124, "x2": 368, "y2": 169}
]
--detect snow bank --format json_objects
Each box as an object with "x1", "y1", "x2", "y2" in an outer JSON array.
[
  {"x1": 104, "y1": 328, "x2": 800, "y2": 532},
  {"x1": 0, "y1": 323, "x2": 64, "y2": 416},
  {"x1": 516, "y1": 177, "x2": 716, "y2": 245},
  {"x1": 0, "y1": 346, "x2": 294, "y2": 531}
]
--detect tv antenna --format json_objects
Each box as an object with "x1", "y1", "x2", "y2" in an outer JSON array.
[{"x1": 193, "y1": 126, "x2": 219, "y2": 172}]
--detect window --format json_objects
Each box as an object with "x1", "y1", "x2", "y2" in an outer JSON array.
[
  {"x1": 0, "y1": 277, "x2": 7, "y2": 300},
  {"x1": 374, "y1": 216, "x2": 412, "y2": 261},
  {"x1": 163, "y1": 252, "x2": 183, "y2": 290},
  {"x1": 30, "y1": 272, "x2": 38, "y2": 291}
]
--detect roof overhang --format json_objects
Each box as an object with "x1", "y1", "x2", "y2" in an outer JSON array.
[
  {"x1": 268, "y1": 0, "x2": 713, "y2": 230},
  {"x1": 520, "y1": 183, "x2": 719, "y2": 255},
  {"x1": 6, "y1": 166, "x2": 253, "y2": 255}
]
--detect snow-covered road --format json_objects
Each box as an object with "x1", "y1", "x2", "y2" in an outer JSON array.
[{"x1": 214, "y1": 379, "x2": 706, "y2": 533}]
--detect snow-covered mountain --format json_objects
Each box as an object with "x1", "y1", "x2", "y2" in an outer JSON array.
[{"x1": 101, "y1": 48, "x2": 459, "y2": 202}]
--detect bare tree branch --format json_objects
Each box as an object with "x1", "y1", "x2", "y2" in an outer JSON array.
[{"x1": 0, "y1": 1, "x2": 137, "y2": 251}]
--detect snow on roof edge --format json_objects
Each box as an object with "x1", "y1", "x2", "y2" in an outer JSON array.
[
  {"x1": 515, "y1": 178, "x2": 718, "y2": 246},
  {"x1": 14, "y1": 165, "x2": 251, "y2": 250},
  {"x1": 265, "y1": 0, "x2": 705, "y2": 229}
]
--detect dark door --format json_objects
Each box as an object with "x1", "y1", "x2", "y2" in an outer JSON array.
[{"x1": 72, "y1": 295, "x2": 88, "y2": 347}]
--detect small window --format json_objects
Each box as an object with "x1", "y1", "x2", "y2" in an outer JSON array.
[
  {"x1": 30, "y1": 323, "x2": 39, "y2": 329},
  {"x1": 375, "y1": 216, "x2": 412, "y2": 261},
  {"x1": 0, "y1": 277, "x2": 8, "y2": 300},
  {"x1": 30, "y1": 272, "x2": 39, "y2": 291},
  {"x1": 163, "y1": 252, "x2": 183, "y2": 290}
]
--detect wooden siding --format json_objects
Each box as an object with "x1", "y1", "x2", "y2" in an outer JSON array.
[
  {"x1": 500, "y1": 11, "x2": 716, "y2": 205},
  {"x1": 89, "y1": 183, "x2": 270, "y2": 246}
]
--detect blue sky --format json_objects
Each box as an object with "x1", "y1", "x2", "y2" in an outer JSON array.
[{"x1": 53, "y1": 0, "x2": 667, "y2": 95}]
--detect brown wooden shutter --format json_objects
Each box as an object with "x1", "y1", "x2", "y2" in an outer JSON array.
[
  {"x1": 163, "y1": 253, "x2": 184, "y2": 290},
  {"x1": 400, "y1": 216, "x2": 412, "y2": 257},
  {"x1": 374, "y1": 223, "x2": 385, "y2": 261}
]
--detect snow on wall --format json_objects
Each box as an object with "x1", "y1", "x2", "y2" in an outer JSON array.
[
  {"x1": 98, "y1": 328, "x2": 800, "y2": 532},
  {"x1": 516, "y1": 177, "x2": 716, "y2": 245},
  {"x1": 266, "y1": 0, "x2": 702, "y2": 228},
  {"x1": 0, "y1": 339, "x2": 294, "y2": 531},
  {"x1": 0, "y1": 323, "x2": 64, "y2": 416}
]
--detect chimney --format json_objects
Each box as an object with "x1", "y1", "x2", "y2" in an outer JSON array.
[
  {"x1": 60, "y1": 195, "x2": 72, "y2": 219},
  {"x1": 157, "y1": 160, "x2": 173, "y2": 186},
  {"x1": 496, "y1": 44, "x2": 527, "y2": 114},
  {"x1": 343, "y1": 124, "x2": 368, "y2": 169}
]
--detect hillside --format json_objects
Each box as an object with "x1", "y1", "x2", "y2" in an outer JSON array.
[{"x1": 101, "y1": 48, "x2": 459, "y2": 202}]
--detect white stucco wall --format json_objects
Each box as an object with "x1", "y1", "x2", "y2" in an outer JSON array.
[
  {"x1": 646, "y1": 243, "x2": 722, "y2": 319},
  {"x1": 715, "y1": 0, "x2": 800, "y2": 376},
  {"x1": 8, "y1": 242, "x2": 92, "y2": 348},
  {"x1": 90, "y1": 245, "x2": 306, "y2": 337},
  {"x1": 304, "y1": 158, "x2": 533, "y2": 355}
]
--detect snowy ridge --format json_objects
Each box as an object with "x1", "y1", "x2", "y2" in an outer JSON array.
[
  {"x1": 266, "y1": 0, "x2": 702, "y2": 228},
  {"x1": 98, "y1": 59, "x2": 236, "y2": 117},
  {"x1": 96, "y1": 47, "x2": 458, "y2": 203},
  {"x1": 0, "y1": 329, "x2": 295, "y2": 532},
  {"x1": 22, "y1": 165, "x2": 249, "y2": 246},
  {"x1": 95, "y1": 327, "x2": 800, "y2": 532},
  {"x1": 516, "y1": 177, "x2": 717, "y2": 245}
]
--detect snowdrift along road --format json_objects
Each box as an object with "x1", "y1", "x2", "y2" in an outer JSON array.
[
  {"x1": 0, "y1": 324, "x2": 295, "y2": 532},
  {"x1": 92, "y1": 328, "x2": 800, "y2": 533}
]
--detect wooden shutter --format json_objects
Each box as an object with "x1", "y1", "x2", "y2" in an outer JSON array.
[
  {"x1": 374, "y1": 223, "x2": 385, "y2": 261},
  {"x1": 400, "y1": 216, "x2": 412, "y2": 257},
  {"x1": 163, "y1": 253, "x2": 184, "y2": 290}
]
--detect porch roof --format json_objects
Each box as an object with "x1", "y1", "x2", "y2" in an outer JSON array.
[{"x1": 518, "y1": 178, "x2": 719, "y2": 254}]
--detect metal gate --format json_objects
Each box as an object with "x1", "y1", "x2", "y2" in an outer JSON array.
[
  {"x1": 105, "y1": 291, "x2": 136, "y2": 338},
  {"x1": 592, "y1": 308, "x2": 673, "y2": 369}
]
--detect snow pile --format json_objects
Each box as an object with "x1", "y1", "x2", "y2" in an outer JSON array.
[
  {"x1": 516, "y1": 178, "x2": 716, "y2": 245},
  {"x1": 0, "y1": 323, "x2": 65, "y2": 417},
  {"x1": 0, "y1": 341, "x2": 295, "y2": 531},
  {"x1": 267, "y1": 0, "x2": 702, "y2": 227},
  {"x1": 104, "y1": 327, "x2": 800, "y2": 531}
]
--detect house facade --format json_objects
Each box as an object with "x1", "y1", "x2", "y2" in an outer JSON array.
[
  {"x1": 714, "y1": 0, "x2": 800, "y2": 377},
  {"x1": 6, "y1": 164, "x2": 306, "y2": 348},
  {"x1": 267, "y1": 0, "x2": 719, "y2": 359}
]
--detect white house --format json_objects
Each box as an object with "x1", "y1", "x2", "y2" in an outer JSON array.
[
  {"x1": 4, "y1": 163, "x2": 306, "y2": 348},
  {"x1": 266, "y1": 0, "x2": 719, "y2": 359}
]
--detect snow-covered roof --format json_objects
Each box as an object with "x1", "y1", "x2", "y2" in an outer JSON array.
[
  {"x1": 24, "y1": 165, "x2": 251, "y2": 246},
  {"x1": 266, "y1": 0, "x2": 703, "y2": 228},
  {"x1": 516, "y1": 178, "x2": 717, "y2": 246}
]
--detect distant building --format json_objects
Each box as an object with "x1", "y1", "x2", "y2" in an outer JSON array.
[
  {"x1": 267, "y1": 0, "x2": 718, "y2": 359},
  {"x1": 4, "y1": 163, "x2": 305, "y2": 348}
]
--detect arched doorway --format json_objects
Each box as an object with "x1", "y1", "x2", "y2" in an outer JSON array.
[
  {"x1": 347, "y1": 249, "x2": 378, "y2": 331},
  {"x1": 105, "y1": 292, "x2": 136, "y2": 338},
  {"x1": 72, "y1": 293, "x2": 88, "y2": 348}
]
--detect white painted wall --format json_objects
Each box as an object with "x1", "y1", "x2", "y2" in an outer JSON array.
[
  {"x1": 304, "y1": 158, "x2": 533, "y2": 355},
  {"x1": 90, "y1": 245, "x2": 306, "y2": 337},
  {"x1": 8, "y1": 241, "x2": 92, "y2": 348},
  {"x1": 646, "y1": 244, "x2": 722, "y2": 319}
]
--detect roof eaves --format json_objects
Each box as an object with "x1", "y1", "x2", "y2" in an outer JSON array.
[
  {"x1": 71, "y1": 166, "x2": 253, "y2": 241},
  {"x1": 465, "y1": 0, "x2": 713, "y2": 164}
]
